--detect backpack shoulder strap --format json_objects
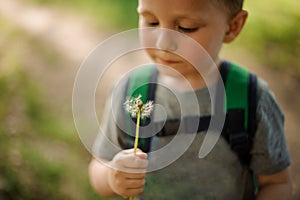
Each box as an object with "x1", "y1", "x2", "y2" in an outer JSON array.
[
  {"x1": 117, "y1": 65, "x2": 158, "y2": 152},
  {"x1": 126, "y1": 65, "x2": 158, "y2": 103},
  {"x1": 220, "y1": 61, "x2": 258, "y2": 165}
]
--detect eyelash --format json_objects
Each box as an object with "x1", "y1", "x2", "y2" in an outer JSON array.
[
  {"x1": 178, "y1": 27, "x2": 199, "y2": 33},
  {"x1": 146, "y1": 22, "x2": 199, "y2": 33},
  {"x1": 147, "y1": 22, "x2": 159, "y2": 27}
]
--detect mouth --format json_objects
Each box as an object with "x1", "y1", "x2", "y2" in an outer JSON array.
[{"x1": 156, "y1": 57, "x2": 182, "y2": 65}]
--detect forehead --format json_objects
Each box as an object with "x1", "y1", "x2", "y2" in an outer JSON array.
[{"x1": 138, "y1": 0, "x2": 221, "y2": 19}]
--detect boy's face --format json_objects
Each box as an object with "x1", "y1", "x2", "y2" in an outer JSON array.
[{"x1": 138, "y1": 0, "x2": 231, "y2": 78}]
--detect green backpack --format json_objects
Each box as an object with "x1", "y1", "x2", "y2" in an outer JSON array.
[{"x1": 117, "y1": 61, "x2": 258, "y2": 166}]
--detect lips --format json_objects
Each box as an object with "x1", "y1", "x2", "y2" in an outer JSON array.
[{"x1": 156, "y1": 57, "x2": 182, "y2": 65}]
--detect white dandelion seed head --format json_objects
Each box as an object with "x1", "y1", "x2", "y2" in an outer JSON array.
[
  {"x1": 141, "y1": 100, "x2": 154, "y2": 118},
  {"x1": 124, "y1": 94, "x2": 154, "y2": 118}
]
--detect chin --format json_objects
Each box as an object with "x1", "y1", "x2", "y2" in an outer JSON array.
[{"x1": 157, "y1": 65, "x2": 193, "y2": 79}]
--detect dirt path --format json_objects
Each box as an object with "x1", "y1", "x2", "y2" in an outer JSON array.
[
  {"x1": 1, "y1": 0, "x2": 299, "y2": 198},
  {"x1": 0, "y1": 0, "x2": 106, "y2": 62}
]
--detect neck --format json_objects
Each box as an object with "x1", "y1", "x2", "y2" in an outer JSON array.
[{"x1": 158, "y1": 72, "x2": 208, "y2": 91}]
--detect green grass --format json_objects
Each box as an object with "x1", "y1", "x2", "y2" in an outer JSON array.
[
  {"x1": 0, "y1": 18, "x2": 103, "y2": 200},
  {"x1": 0, "y1": 69, "x2": 65, "y2": 200},
  {"x1": 0, "y1": 68, "x2": 66, "y2": 199}
]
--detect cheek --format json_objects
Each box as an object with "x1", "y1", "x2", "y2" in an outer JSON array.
[
  {"x1": 191, "y1": 35, "x2": 224, "y2": 62},
  {"x1": 145, "y1": 49, "x2": 156, "y2": 60},
  {"x1": 139, "y1": 29, "x2": 157, "y2": 60},
  {"x1": 139, "y1": 28, "x2": 157, "y2": 48},
  {"x1": 205, "y1": 39, "x2": 223, "y2": 60},
  {"x1": 175, "y1": 37, "x2": 207, "y2": 66},
  {"x1": 203, "y1": 28, "x2": 227, "y2": 58}
]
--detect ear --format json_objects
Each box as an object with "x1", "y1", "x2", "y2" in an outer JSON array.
[{"x1": 223, "y1": 10, "x2": 248, "y2": 43}]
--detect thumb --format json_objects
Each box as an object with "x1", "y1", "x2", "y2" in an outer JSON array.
[{"x1": 135, "y1": 150, "x2": 148, "y2": 160}]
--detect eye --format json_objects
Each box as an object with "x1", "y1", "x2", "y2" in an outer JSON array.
[
  {"x1": 178, "y1": 26, "x2": 199, "y2": 33},
  {"x1": 147, "y1": 22, "x2": 159, "y2": 27}
]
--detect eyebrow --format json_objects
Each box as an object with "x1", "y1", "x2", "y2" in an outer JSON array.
[
  {"x1": 137, "y1": 7, "x2": 153, "y2": 16},
  {"x1": 138, "y1": 9, "x2": 203, "y2": 22},
  {"x1": 138, "y1": 12, "x2": 153, "y2": 17}
]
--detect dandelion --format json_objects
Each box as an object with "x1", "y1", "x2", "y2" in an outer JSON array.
[
  {"x1": 124, "y1": 95, "x2": 154, "y2": 200},
  {"x1": 124, "y1": 94, "x2": 153, "y2": 118},
  {"x1": 124, "y1": 94, "x2": 154, "y2": 154}
]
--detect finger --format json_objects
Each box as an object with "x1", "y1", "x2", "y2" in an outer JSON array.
[
  {"x1": 124, "y1": 187, "x2": 144, "y2": 198},
  {"x1": 123, "y1": 155, "x2": 149, "y2": 169},
  {"x1": 122, "y1": 149, "x2": 135, "y2": 154},
  {"x1": 136, "y1": 151, "x2": 148, "y2": 159},
  {"x1": 135, "y1": 148, "x2": 144, "y2": 154},
  {"x1": 111, "y1": 168, "x2": 146, "y2": 181},
  {"x1": 125, "y1": 178, "x2": 146, "y2": 189},
  {"x1": 123, "y1": 171, "x2": 147, "y2": 179},
  {"x1": 123, "y1": 148, "x2": 145, "y2": 154},
  {"x1": 117, "y1": 181, "x2": 145, "y2": 199}
]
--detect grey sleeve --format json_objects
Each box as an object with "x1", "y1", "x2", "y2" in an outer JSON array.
[
  {"x1": 92, "y1": 78, "x2": 128, "y2": 161},
  {"x1": 92, "y1": 104, "x2": 121, "y2": 160},
  {"x1": 92, "y1": 101, "x2": 122, "y2": 161},
  {"x1": 250, "y1": 79, "x2": 291, "y2": 175}
]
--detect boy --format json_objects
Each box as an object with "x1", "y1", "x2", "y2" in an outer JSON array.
[{"x1": 89, "y1": 0, "x2": 292, "y2": 199}]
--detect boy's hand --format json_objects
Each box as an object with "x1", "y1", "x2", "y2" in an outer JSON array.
[{"x1": 108, "y1": 149, "x2": 148, "y2": 198}]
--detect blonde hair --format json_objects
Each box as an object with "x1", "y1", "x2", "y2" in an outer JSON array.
[{"x1": 213, "y1": 0, "x2": 244, "y2": 17}]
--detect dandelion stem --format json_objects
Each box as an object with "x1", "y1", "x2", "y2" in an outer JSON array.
[
  {"x1": 133, "y1": 108, "x2": 141, "y2": 154},
  {"x1": 129, "y1": 109, "x2": 141, "y2": 200}
]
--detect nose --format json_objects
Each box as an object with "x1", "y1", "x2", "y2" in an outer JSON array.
[{"x1": 156, "y1": 29, "x2": 177, "y2": 52}]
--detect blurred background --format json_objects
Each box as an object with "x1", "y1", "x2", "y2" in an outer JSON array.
[{"x1": 0, "y1": 0, "x2": 299, "y2": 199}]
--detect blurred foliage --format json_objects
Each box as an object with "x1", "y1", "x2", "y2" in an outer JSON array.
[
  {"x1": 23, "y1": 0, "x2": 139, "y2": 29},
  {"x1": 23, "y1": 0, "x2": 300, "y2": 78},
  {"x1": 0, "y1": 19, "x2": 103, "y2": 200},
  {"x1": 233, "y1": 0, "x2": 300, "y2": 77},
  {"x1": 0, "y1": 66, "x2": 66, "y2": 199}
]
